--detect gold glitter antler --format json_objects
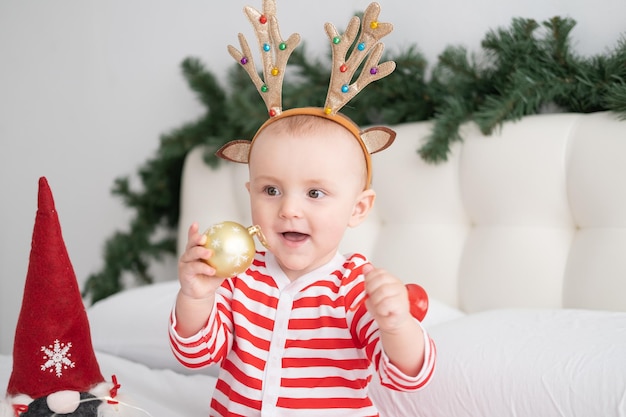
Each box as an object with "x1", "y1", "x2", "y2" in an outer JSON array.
[
  {"x1": 323, "y1": 2, "x2": 396, "y2": 115},
  {"x1": 228, "y1": 0, "x2": 301, "y2": 117}
]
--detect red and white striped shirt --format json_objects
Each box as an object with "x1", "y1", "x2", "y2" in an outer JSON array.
[{"x1": 170, "y1": 251, "x2": 436, "y2": 417}]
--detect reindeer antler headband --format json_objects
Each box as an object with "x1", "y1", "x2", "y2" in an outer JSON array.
[{"x1": 217, "y1": 0, "x2": 397, "y2": 188}]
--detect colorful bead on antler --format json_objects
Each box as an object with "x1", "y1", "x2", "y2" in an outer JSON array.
[{"x1": 217, "y1": 1, "x2": 398, "y2": 189}]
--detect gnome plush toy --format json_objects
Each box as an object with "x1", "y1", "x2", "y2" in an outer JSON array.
[{"x1": 0, "y1": 177, "x2": 122, "y2": 417}]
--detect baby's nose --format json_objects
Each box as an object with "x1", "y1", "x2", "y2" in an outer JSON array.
[{"x1": 278, "y1": 195, "x2": 303, "y2": 218}]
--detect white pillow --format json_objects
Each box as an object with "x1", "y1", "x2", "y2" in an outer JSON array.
[
  {"x1": 370, "y1": 308, "x2": 626, "y2": 417},
  {"x1": 87, "y1": 281, "x2": 463, "y2": 376},
  {"x1": 88, "y1": 280, "x2": 220, "y2": 376}
]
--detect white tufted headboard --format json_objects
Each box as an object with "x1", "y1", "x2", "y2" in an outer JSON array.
[{"x1": 178, "y1": 111, "x2": 626, "y2": 313}]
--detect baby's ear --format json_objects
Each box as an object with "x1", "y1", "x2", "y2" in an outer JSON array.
[
  {"x1": 216, "y1": 140, "x2": 251, "y2": 163},
  {"x1": 349, "y1": 189, "x2": 376, "y2": 228},
  {"x1": 361, "y1": 126, "x2": 396, "y2": 154}
]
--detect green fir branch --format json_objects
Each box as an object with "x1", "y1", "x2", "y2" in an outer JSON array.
[
  {"x1": 418, "y1": 96, "x2": 470, "y2": 162},
  {"x1": 417, "y1": 16, "x2": 626, "y2": 162}
]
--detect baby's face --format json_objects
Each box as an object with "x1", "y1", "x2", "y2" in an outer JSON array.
[{"x1": 246, "y1": 120, "x2": 373, "y2": 280}]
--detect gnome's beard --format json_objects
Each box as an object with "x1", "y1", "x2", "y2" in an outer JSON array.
[{"x1": 19, "y1": 393, "x2": 100, "y2": 417}]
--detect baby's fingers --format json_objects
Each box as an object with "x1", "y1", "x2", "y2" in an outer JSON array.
[
  {"x1": 180, "y1": 243, "x2": 212, "y2": 263},
  {"x1": 179, "y1": 256, "x2": 216, "y2": 280},
  {"x1": 185, "y1": 222, "x2": 207, "y2": 251}
]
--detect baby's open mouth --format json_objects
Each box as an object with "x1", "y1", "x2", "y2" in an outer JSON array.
[{"x1": 282, "y1": 231, "x2": 309, "y2": 242}]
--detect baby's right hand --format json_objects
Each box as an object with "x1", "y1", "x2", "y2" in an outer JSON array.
[{"x1": 178, "y1": 222, "x2": 226, "y2": 300}]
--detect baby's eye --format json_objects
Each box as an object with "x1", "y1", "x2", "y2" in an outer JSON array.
[
  {"x1": 308, "y1": 189, "x2": 326, "y2": 199},
  {"x1": 264, "y1": 186, "x2": 280, "y2": 196}
]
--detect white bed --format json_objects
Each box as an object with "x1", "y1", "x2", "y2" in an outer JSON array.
[
  {"x1": 5, "y1": 278, "x2": 625, "y2": 417},
  {"x1": 3, "y1": 112, "x2": 626, "y2": 416}
]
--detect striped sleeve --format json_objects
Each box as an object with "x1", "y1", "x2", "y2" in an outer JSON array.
[
  {"x1": 343, "y1": 255, "x2": 436, "y2": 392},
  {"x1": 378, "y1": 324, "x2": 436, "y2": 391},
  {"x1": 168, "y1": 280, "x2": 235, "y2": 369}
]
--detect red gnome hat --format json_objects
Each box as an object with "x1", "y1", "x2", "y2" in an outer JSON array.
[{"x1": 6, "y1": 177, "x2": 105, "y2": 401}]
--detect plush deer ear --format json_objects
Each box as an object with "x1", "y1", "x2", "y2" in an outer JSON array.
[
  {"x1": 361, "y1": 126, "x2": 396, "y2": 154},
  {"x1": 216, "y1": 140, "x2": 251, "y2": 163}
]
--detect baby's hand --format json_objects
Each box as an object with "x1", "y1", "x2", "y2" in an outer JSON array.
[
  {"x1": 362, "y1": 264, "x2": 413, "y2": 333},
  {"x1": 178, "y1": 222, "x2": 225, "y2": 300}
]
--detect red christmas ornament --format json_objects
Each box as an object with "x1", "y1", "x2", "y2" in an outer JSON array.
[
  {"x1": 347, "y1": 280, "x2": 429, "y2": 322},
  {"x1": 406, "y1": 283, "x2": 429, "y2": 321}
]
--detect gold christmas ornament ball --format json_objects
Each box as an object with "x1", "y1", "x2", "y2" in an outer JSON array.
[{"x1": 203, "y1": 221, "x2": 267, "y2": 278}]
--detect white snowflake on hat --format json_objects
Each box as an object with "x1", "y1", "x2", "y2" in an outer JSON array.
[
  {"x1": 0, "y1": 177, "x2": 130, "y2": 417},
  {"x1": 40, "y1": 339, "x2": 75, "y2": 378}
]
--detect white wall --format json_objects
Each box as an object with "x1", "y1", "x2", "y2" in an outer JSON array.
[{"x1": 1, "y1": 0, "x2": 624, "y2": 354}]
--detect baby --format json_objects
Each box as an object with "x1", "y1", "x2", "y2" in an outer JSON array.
[{"x1": 169, "y1": 111, "x2": 436, "y2": 416}]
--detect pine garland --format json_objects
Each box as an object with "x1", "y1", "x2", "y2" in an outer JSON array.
[
  {"x1": 83, "y1": 16, "x2": 625, "y2": 303},
  {"x1": 419, "y1": 17, "x2": 626, "y2": 161}
]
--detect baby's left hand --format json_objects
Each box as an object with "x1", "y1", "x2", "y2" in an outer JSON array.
[{"x1": 362, "y1": 264, "x2": 413, "y2": 333}]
